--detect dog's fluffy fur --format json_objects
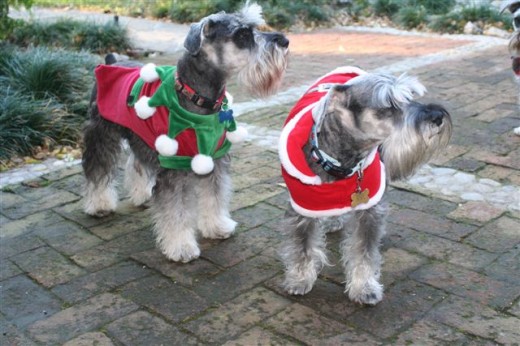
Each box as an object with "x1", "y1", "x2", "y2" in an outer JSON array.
[
  {"x1": 279, "y1": 67, "x2": 452, "y2": 305},
  {"x1": 82, "y1": 3, "x2": 289, "y2": 262}
]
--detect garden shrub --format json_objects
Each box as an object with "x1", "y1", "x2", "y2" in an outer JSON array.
[
  {"x1": 9, "y1": 19, "x2": 132, "y2": 54},
  {"x1": 410, "y1": 0, "x2": 456, "y2": 15},
  {"x1": 394, "y1": 6, "x2": 428, "y2": 30},
  {"x1": 0, "y1": 45, "x2": 100, "y2": 160},
  {"x1": 373, "y1": 0, "x2": 400, "y2": 18}
]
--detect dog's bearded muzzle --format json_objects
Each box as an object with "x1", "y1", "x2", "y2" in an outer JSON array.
[
  {"x1": 238, "y1": 31, "x2": 289, "y2": 98},
  {"x1": 404, "y1": 102, "x2": 452, "y2": 141},
  {"x1": 382, "y1": 102, "x2": 452, "y2": 181}
]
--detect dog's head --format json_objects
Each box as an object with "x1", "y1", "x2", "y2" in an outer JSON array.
[
  {"x1": 316, "y1": 72, "x2": 452, "y2": 181},
  {"x1": 183, "y1": 2, "x2": 289, "y2": 97}
]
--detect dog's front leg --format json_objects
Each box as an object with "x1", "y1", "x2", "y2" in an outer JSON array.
[
  {"x1": 281, "y1": 208, "x2": 329, "y2": 295},
  {"x1": 195, "y1": 156, "x2": 237, "y2": 239},
  {"x1": 342, "y1": 203, "x2": 387, "y2": 305},
  {"x1": 151, "y1": 169, "x2": 200, "y2": 263}
]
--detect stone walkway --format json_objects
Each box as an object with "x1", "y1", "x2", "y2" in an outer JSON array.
[{"x1": 1, "y1": 8, "x2": 520, "y2": 346}]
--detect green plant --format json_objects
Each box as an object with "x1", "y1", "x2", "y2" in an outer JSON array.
[
  {"x1": 428, "y1": 4, "x2": 512, "y2": 34},
  {"x1": 1, "y1": 0, "x2": 34, "y2": 40},
  {"x1": 394, "y1": 6, "x2": 428, "y2": 29},
  {"x1": 262, "y1": 6, "x2": 294, "y2": 29},
  {"x1": 428, "y1": 11, "x2": 463, "y2": 34},
  {"x1": 409, "y1": 0, "x2": 455, "y2": 15},
  {"x1": 0, "y1": 88, "x2": 69, "y2": 160},
  {"x1": 0, "y1": 46, "x2": 100, "y2": 160},
  {"x1": 373, "y1": 0, "x2": 400, "y2": 18},
  {"x1": 1, "y1": 47, "x2": 97, "y2": 102},
  {"x1": 460, "y1": 5, "x2": 501, "y2": 23},
  {"x1": 348, "y1": 0, "x2": 372, "y2": 19},
  {"x1": 9, "y1": 19, "x2": 132, "y2": 54},
  {"x1": 74, "y1": 21, "x2": 132, "y2": 54},
  {"x1": 152, "y1": 5, "x2": 170, "y2": 19}
]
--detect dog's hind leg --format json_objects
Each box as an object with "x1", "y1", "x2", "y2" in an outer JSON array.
[
  {"x1": 281, "y1": 208, "x2": 329, "y2": 295},
  {"x1": 82, "y1": 103, "x2": 121, "y2": 217},
  {"x1": 342, "y1": 203, "x2": 387, "y2": 305},
  {"x1": 124, "y1": 135, "x2": 158, "y2": 207},
  {"x1": 152, "y1": 169, "x2": 200, "y2": 263},
  {"x1": 195, "y1": 156, "x2": 237, "y2": 239}
]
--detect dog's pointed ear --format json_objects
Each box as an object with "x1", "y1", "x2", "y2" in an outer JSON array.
[
  {"x1": 184, "y1": 21, "x2": 204, "y2": 55},
  {"x1": 202, "y1": 19, "x2": 218, "y2": 39},
  {"x1": 184, "y1": 19, "x2": 218, "y2": 56},
  {"x1": 329, "y1": 84, "x2": 352, "y2": 108}
]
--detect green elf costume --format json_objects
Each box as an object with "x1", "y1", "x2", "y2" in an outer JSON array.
[{"x1": 94, "y1": 63, "x2": 247, "y2": 175}]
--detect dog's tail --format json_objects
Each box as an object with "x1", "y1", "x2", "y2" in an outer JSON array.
[{"x1": 104, "y1": 53, "x2": 117, "y2": 65}]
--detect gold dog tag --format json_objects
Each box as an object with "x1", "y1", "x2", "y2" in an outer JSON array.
[{"x1": 351, "y1": 189, "x2": 370, "y2": 207}]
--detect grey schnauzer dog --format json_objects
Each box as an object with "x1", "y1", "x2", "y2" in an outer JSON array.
[
  {"x1": 82, "y1": 3, "x2": 289, "y2": 262},
  {"x1": 278, "y1": 67, "x2": 451, "y2": 305}
]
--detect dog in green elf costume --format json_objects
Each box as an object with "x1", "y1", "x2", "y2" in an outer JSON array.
[{"x1": 82, "y1": 2, "x2": 289, "y2": 262}]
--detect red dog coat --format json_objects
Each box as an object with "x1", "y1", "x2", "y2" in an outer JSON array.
[{"x1": 279, "y1": 67, "x2": 386, "y2": 218}]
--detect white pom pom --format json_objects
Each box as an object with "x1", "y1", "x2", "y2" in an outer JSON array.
[
  {"x1": 191, "y1": 154, "x2": 214, "y2": 175},
  {"x1": 155, "y1": 135, "x2": 178, "y2": 156},
  {"x1": 225, "y1": 91, "x2": 234, "y2": 108},
  {"x1": 140, "y1": 63, "x2": 159, "y2": 83},
  {"x1": 135, "y1": 96, "x2": 156, "y2": 119},
  {"x1": 226, "y1": 126, "x2": 248, "y2": 143}
]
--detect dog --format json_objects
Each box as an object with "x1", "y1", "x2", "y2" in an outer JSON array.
[
  {"x1": 278, "y1": 66, "x2": 452, "y2": 305},
  {"x1": 82, "y1": 2, "x2": 289, "y2": 263},
  {"x1": 502, "y1": 0, "x2": 520, "y2": 135}
]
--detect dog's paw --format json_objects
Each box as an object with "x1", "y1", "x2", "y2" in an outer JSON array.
[
  {"x1": 199, "y1": 216, "x2": 237, "y2": 239},
  {"x1": 161, "y1": 242, "x2": 201, "y2": 263},
  {"x1": 347, "y1": 278, "x2": 383, "y2": 306},
  {"x1": 84, "y1": 183, "x2": 118, "y2": 217},
  {"x1": 283, "y1": 267, "x2": 317, "y2": 296},
  {"x1": 284, "y1": 281, "x2": 314, "y2": 296},
  {"x1": 88, "y1": 209, "x2": 114, "y2": 218},
  {"x1": 84, "y1": 196, "x2": 117, "y2": 217}
]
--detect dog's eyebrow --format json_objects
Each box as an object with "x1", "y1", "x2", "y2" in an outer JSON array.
[
  {"x1": 239, "y1": 2, "x2": 265, "y2": 27},
  {"x1": 356, "y1": 74, "x2": 426, "y2": 108}
]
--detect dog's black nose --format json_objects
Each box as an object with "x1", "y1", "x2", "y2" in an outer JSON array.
[
  {"x1": 268, "y1": 32, "x2": 289, "y2": 48},
  {"x1": 425, "y1": 105, "x2": 447, "y2": 126},
  {"x1": 430, "y1": 110, "x2": 444, "y2": 126}
]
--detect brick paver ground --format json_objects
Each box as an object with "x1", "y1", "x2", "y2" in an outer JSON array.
[{"x1": 1, "y1": 9, "x2": 520, "y2": 346}]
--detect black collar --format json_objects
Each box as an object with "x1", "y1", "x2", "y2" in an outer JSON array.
[
  {"x1": 174, "y1": 75, "x2": 226, "y2": 111},
  {"x1": 309, "y1": 124, "x2": 365, "y2": 178}
]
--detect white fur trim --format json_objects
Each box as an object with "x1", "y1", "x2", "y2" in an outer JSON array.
[
  {"x1": 140, "y1": 63, "x2": 159, "y2": 83},
  {"x1": 225, "y1": 91, "x2": 234, "y2": 107},
  {"x1": 290, "y1": 160, "x2": 386, "y2": 218},
  {"x1": 191, "y1": 154, "x2": 214, "y2": 175},
  {"x1": 317, "y1": 66, "x2": 367, "y2": 85},
  {"x1": 513, "y1": 126, "x2": 520, "y2": 136},
  {"x1": 226, "y1": 126, "x2": 248, "y2": 143},
  {"x1": 155, "y1": 135, "x2": 178, "y2": 156},
  {"x1": 279, "y1": 102, "x2": 322, "y2": 185},
  {"x1": 135, "y1": 96, "x2": 156, "y2": 119},
  {"x1": 240, "y1": 2, "x2": 265, "y2": 26}
]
